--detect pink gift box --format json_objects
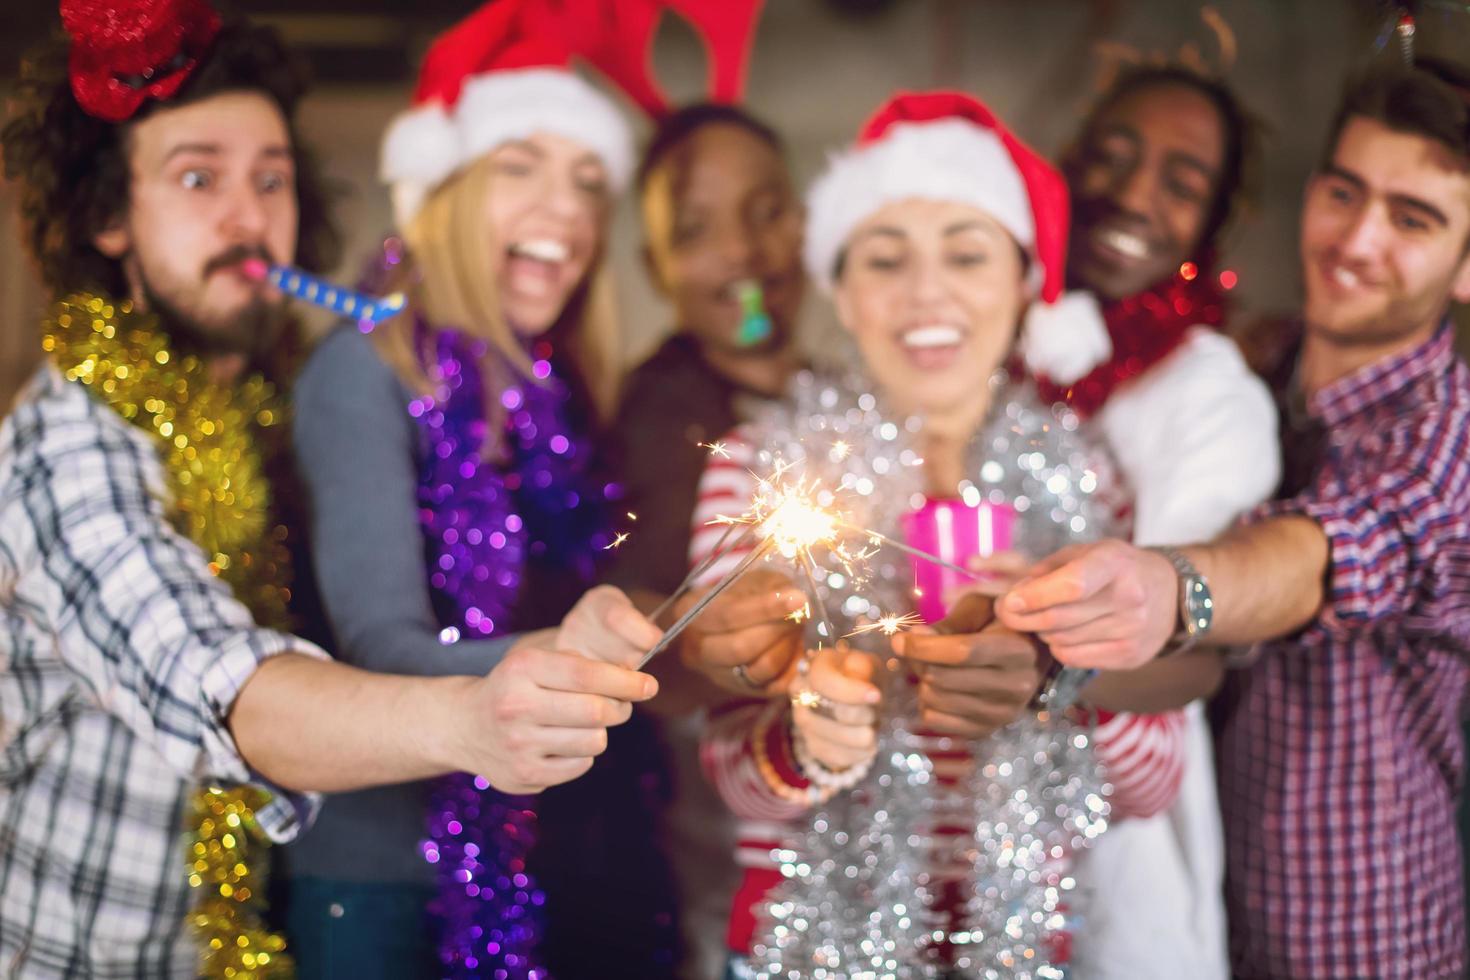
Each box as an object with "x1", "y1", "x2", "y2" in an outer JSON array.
[{"x1": 900, "y1": 498, "x2": 1016, "y2": 623}]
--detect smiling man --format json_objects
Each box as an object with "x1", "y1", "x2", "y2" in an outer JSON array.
[
  {"x1": 1012, "y1": 66, "x2": 1279, "y2": 980},
  {"x1": 1000, "y1": 61, "x2": 1470, "y2": 979}
]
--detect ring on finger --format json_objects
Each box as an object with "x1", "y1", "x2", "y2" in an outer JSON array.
[{"x1": 732, "y1": 663, "x2": 762, "y2": 690}]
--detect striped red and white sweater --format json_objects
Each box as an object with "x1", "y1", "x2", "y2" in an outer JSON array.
[{"x1": 690, "y1": 430, "x2": 1187, "y2": 955}]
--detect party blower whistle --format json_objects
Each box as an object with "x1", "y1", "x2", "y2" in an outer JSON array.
[
  {"x1": 241, "y1": 258, "x2": 406, "y2": 326},
  {"x1": 734, "y1": 279, "x2": 773, "y2": 347}
]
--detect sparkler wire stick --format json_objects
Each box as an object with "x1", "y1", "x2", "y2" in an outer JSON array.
[
  {"x1": 839, "y1": 522, "x2": 984, "y2": 582},
  {"x1": 648, "y1": 521, "x2": 758, "y2": 624},
  {"x1": 796, "y1": 549, "x2": 839, "y2": 648},
  {"x1": 638, "y1": 537, "x2": 775, "y2": 668}
]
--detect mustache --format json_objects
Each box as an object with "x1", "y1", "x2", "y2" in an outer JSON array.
[
  {"x1": 203, "y1": 244, "x2": 276, "y2": 278},
  {"x1": 1073, "y1": 196, "x2": 1150, "y2": 232}
]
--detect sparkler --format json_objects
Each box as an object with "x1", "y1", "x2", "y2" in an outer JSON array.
[
  {"x1": 845, "y1": 611, "x2": 924, "y2": 638},
  {"x1": 639, "y1": 455, "x2": 996, "y2": 669},
  {"x1": 640, "y1": 471, "x2": 847, "y2": 666},
  {"x1": 840, "y1": 523, "x2": 983, "y2": 583},
  {"x1": 647, "y1": 519, "x2": 760, "y2": 624},
  {"x1": 638, "y1": 537, "x2": 775, "y2": 668}
]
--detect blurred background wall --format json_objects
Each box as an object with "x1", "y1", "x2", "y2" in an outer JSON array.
[{"x1": 3, "y1": 0, "x2": 1468, "y2": 413}]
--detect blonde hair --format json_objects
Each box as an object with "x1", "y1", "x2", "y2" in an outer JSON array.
[{"x1": 372, "y1": 155, "x2": 622, "y2": 424}]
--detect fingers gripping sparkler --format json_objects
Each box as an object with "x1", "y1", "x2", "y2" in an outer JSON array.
[{"x1": 639, "y1": 465, "x2": 849, "y2": 668}]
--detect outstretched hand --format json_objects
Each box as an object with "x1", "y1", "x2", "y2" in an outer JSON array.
[{"x1": 997, "y1": 540, "x2": 1178, "y2": 670}]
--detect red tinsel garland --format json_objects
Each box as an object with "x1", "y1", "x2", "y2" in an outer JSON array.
[{"x1": 1034, "y1": 269, "x2": 1229, "y2": 418}]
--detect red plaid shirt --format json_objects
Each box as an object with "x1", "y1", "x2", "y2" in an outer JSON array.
[{"x1": 1217, "y1": 323, "x2": 1470, "y2": 979}]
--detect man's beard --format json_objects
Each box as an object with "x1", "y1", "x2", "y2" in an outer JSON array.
[{"x1": 136, "y1": 252, "x2": 290, "y2": 372}]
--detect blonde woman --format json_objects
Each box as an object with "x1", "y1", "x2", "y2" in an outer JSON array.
[{"x1": 278, "y1": 7, "x2": 666, "y2": 978}]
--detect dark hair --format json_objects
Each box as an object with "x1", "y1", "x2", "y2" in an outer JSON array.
[
  {"x1": 1, "y1": 17, "x2": 341, "y2": 300},
  {"x1": 1073, "y1": 64, "x2": 1261, "y2": 253},
  {"x1": 635, "y1": 101, "x2": 785, "y2": 195},
  {"x1": 1323, "y1": 57, "x2": 1470, "y2": 169}
]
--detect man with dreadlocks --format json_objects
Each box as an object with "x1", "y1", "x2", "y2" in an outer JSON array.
[
  {"x1": 0, "y1": 2, "x2": 659, "y2": 975},
  {"x1": 1017, "y1": 64, "x2": 1279, "y2": 978}
]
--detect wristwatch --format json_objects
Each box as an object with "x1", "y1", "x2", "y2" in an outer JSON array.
[{"x1": 1152, "y1": 547, "x2": 1213, "y2": 656}]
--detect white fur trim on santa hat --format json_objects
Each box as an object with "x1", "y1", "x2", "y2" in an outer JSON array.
[
  {"x1": 804, "y1": 119, "x2": 1036, "y2": 295},
  {"x1": 381, "y1": 67, "x2": 634, "y2": 226},
  {"x1": 1018, "y1": 290, "x2": 1112, "y2": 385}
]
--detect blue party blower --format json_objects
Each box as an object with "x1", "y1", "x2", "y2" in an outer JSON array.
[{"x1": 241, "y1": 258, "x2": 406, "y2": 326}]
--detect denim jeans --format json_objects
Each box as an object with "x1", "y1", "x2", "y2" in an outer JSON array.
[{"x1": 283, "y1": 877, "x2": 439, "y2": 980}]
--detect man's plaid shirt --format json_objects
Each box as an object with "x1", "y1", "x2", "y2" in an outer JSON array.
[
  {"x1": 1218, "y1": 324, "x2": 1470, "y2": 979},
  {"x1": 0, "y1": 363, "x2": 322, "y2": 977}
]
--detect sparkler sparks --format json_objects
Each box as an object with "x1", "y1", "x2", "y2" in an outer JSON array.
[
  {"x1": 845, "y1": 611, "x2": 924, "y2": 638},
  {"x1": 792, "y1": 689, "x2": 826, "y2": 710},
  {"x1": 755, "y1": 479, "x2": 841, "y2": 560},
  {"x1": 640, "y1": 453, "x2": 979, "y2": 667},
  {"x1": 699, "y1": 441, "x2": 732, "y2": 458},
  {"x1": 604, "y1": 532, "x2": 630, "y2": 551}
]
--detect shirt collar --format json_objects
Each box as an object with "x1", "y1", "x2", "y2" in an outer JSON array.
[{"x1": 1308, "y1": 319, "x2": 1456, "y2": 427}]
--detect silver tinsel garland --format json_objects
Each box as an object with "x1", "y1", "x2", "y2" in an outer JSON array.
[{"x1": 746, "y1": 368, "x2": 1122, "y2": 980}]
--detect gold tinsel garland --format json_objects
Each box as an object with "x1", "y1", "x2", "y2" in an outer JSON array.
[{"x1": 44, "y1": 293, "x2": 295, "y2": 978}]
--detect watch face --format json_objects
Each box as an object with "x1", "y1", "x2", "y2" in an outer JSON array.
[{"x1": 1185, "y1": 577, "x2": 1213, "y2": 635}]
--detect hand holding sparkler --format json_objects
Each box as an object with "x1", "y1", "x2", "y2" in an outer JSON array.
[
  {"x1": 895, "y1": 593, "x2": 1043, "y2": 739},
  {"x1": 664, "y1": 569, "x2": 807, "y2": 695},
  {"x1": 639, "y1": 470, "x2": 847, "y2": 669},
  {"x1": 790, "y1": 645, "x2": 882, "y2": 772},
  {"x1": 554, "y1": 586, "x2": 663, "y2": 668}
]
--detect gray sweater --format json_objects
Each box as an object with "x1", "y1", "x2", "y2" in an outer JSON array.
[{"x1": 281, "y1": 325, "x2": 515, "y2": 885}]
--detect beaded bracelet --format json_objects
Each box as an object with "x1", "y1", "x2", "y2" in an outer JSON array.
[
  {"x1": 792, "y1": 726, "x2": 876, "y2": 793},
  {"x1": 750, "y1": 707, "x2": 835, "y2": 808}
]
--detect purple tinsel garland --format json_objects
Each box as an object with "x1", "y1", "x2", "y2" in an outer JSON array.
[{"x1": 408, "y1": 320, "x2": 613, "y2": 978}]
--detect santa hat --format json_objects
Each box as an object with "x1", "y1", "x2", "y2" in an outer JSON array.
[
  {"x1": 804, "y1": 91, "x2": 1069, "y2": 302},
  {"x1": 381, "y1": 0, "x2": 765, "y2": 226},
  {"x1": 381, "y1": 0, "x2": 633, "y2": 226},
  {"x1": 805, "y1": 91, "x2": 1113, "y2": 382}
]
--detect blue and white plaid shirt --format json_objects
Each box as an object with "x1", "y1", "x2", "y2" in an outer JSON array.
[{"x1": 0, "y1": 363, "x2": 323, "y2": 977}]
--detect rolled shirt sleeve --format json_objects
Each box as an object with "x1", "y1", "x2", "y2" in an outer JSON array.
[{"x1": 14, "y1": 371, "x2": 324, "y2": 834}]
